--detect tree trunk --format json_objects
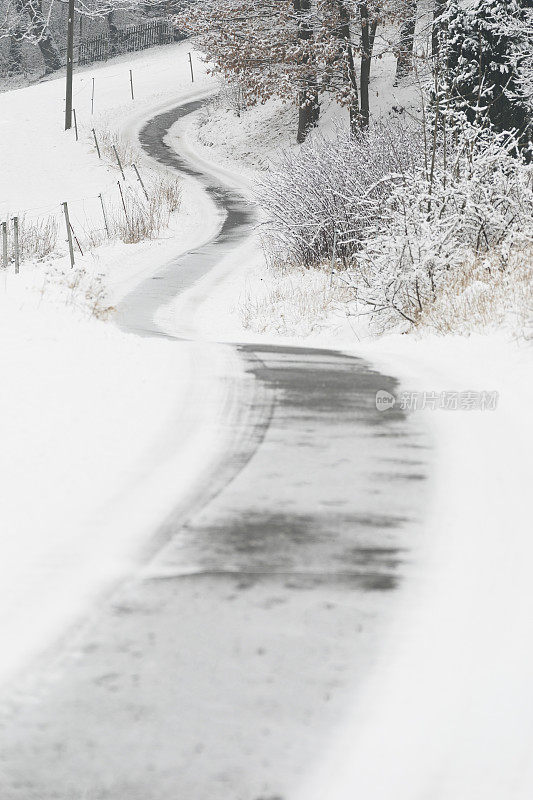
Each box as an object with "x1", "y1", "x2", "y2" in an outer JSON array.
[
  {"x1": 15, "y1": 0, "x2": 61, "y2": 73},
  {"x1": 432, "y1": 0, "x2": 446, "y2": 58},
  {"x1": 8, "y1": 28, "x2": 24, "y2": 75},
  {"x1": 360, "y1": 3, "x2": 378, "y2": 128},
  {"x1": 395, "y1": 0, "x2": 417, "y2": 82},
  {"x1": 337, "y1": 0, "x2": 360, "y2": 134},
  {"x1": 294, "y1": 0, "x2": 319, "y2": 143},
  {"x1": 106, "y1": 11, "x2": 120, "y2": 55}
]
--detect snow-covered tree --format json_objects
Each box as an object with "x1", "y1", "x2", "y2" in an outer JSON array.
[
  {"x1": 394, "y1": 0, "x2": 416, "y2": 81},
  {"x1": 0, "y1": 0, "x2": 168, "y2": 76},
  {"x1": 1, "y1": 0, "x2": 62, "y2": 74},
  {"x1": 441, "y1": 0, "x2": 533, "y2": 157},
  {"x1": 178, "y1": 0, "x2": 415, "y2": 139}
]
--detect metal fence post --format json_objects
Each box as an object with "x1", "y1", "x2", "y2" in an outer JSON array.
[
  {"x1": 118, "y1": 181, "x2": 131, "y2": 236},
  {"x1": 132, "y1": 164, "x2": 148, "y2": 200},
  {"x1": 2, "y1": 221, "x2": 7, "y2": 268},
  {"x1": 113, "y1": 145, "x2": 126, "y2": 180},
  {"x1": 13, "y1": 217, "x2": 19, "y2": 274},
  {"x1": 92, "y1": 128, "x2": 101, "y2": 158},
  {"x1": 99, "y1": 193, "x2": 110, "y2": 237},
  {"x1": 62, "y1": 202, "x2": 75, "y2": 268}
]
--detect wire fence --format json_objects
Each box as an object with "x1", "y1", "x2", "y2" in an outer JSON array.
[
  {"x1": 0, "y1": 151, "x2": 179, "y2": 271},
  {"x1": 1, "y1": 49, "x2": 198, "y2": 271},
  {"x1": 78, "y1": 19, "x2": 177, "y2": 67}
]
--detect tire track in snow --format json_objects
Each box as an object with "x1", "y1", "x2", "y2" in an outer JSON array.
[{"x1": 0, "y1": 95, "x2": 431, "y2": 800}]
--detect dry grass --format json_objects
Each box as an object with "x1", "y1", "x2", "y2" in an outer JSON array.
[
  {"x1": 417, "y1": 246, "x2": 533, "y2": 339},
  {"x1": 240, "y1": 261, "x2": 353, "y2": 336},
  {"x1": 110, "y1": 174, "x2": 181, "y2": 244},
  {"x1": 67, "y1": 173, "x2": 182, "y2": 249},
  {"x1": 39, "y1": 263, "x2": 116, "y2": 320},
  {"x1": 17, "y1": 215, "x2": 58, "y2": 262},
  {"x1": 95, "y1": 127, "x2": 137, "y2": 172}
]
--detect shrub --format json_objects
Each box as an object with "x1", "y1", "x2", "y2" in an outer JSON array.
[
  {"x1": 258, "y1": 120, "x2": 424, "y2": 269},
  {"x1": 259, "y1": 111, "x2": 533, "y2": 336},
  {"x1": 354, "y1": 125, "x2": 533, "y2": 328},
  {"x1": 17, "y1": 214, "x2": 58, "y2": 263}
]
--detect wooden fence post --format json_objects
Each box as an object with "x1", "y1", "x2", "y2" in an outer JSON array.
[
  {"x1": 62, "y1": 202, "x2": 75, "y2": 268},
  {"x1": 12, "y1": 217, "x2": 19, "y2": 274},
  {"x1": 92, "y1": 128, "x2": 101, "y2": 158},
  {"x1": 188, "y1": 52, "x2": 194, "y2": 83},
  {"x1": 99, "y1": 193, "x2": 110, "y2": 237},
  {"x1": 129, "y1": 69, "x2": 134, "y2": 100},
  {"x1": 113, "y1": 145, "x2": 126, "y2": 180},
  {"x1": 132, "y1": 164, "x2": 148, "y2": 199},
  {"x1": 2, "y1": 221, "x2": 7, "y2": 268},
  {"x1": 118, "y1": 181, "x2": 131, "y2": 236}
]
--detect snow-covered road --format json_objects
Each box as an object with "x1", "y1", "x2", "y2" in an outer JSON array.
[{"x1": 0, "y1": 94, "x2": 430, "y2": 799}]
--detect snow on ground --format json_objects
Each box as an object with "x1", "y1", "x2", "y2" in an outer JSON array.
[
  {"x1": 0, "y1": 42, "x2": 224, "y2": 306},
  {"x1": 298, "y1": 333, "x2": 533, "y2": 800},
  {"x1": 0, "y1": 44, "x2": 238, "y2": 686},
  {"x1": 0, "y1": 255, "x2": 244, "y2": 689},
  {"x1": 2, "y1": 26, "x2": 533, "y2": 797},
  {"x1": 0, "y1": 42, "x2": 209, "y2": 217},
  {"x1": 162, "y1": 83, "x2": 533, "y2": 799}
]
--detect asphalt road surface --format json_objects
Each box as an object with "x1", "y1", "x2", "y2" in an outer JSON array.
[{"x1": 0, "y1": 99, "x2": 430, "y2": 800}]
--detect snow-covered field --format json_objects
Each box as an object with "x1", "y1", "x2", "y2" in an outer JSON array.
[
  {"x1": 0, "y1": 42, "x2": 225, "y2": 306},
  {"x1": 0, "y1": 44, "x2": 237, "y2": 685},
  {"x1": 1, "y1": 31, "x2": 532, "y2": 800}
]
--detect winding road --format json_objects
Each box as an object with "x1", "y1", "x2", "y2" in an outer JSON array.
[{"x1": 0, "y1": 97, "x2": 430, "y2": 800}]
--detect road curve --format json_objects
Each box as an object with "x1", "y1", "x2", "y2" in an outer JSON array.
[{"x1": 0, "y1": 97, "x2": 430, "y2": 800}]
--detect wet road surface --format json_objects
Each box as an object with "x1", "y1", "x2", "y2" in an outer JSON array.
[{"x1": 0, "y1": 99, "x2": 430, "y2": 800}]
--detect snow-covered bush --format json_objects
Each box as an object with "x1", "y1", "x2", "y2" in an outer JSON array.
[
  {"x1": 441, "y1": 0, "x2": 533, "y2": 158},
  {"x1": 261, "y1": 110, "x2": 533, "y2": 335},
  {"x1": 354, "y1": 126, "x2": 533, "y2": 329},
  {"x1": 258, "y1": 120, "x2": 424, "y2": 268}
]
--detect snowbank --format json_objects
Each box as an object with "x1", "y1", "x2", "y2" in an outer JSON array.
[
  {"x1": 298, "y1": 332, "x2": 533, "y2": 800},
  {"x1": 0, "y1": 46, "x2": 232, "y2": 686},
  {"x1": 0, "y1": 267, "x2": 241, "y2": 686},
  {"x1": 162, "y1": 99, "x2": 533, "y2": 799}
]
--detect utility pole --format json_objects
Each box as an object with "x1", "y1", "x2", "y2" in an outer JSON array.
[{"x1": 65, "y1": 0, "x2": 75, "y2": 130}]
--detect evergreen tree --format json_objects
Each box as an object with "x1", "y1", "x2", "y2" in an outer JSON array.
[{"x1": 442, "y1": 0, "x2": 532, "y2": 156}]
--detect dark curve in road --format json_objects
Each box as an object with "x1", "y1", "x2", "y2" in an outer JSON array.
[{"x1": 0, "y1": 98, "x2": 430, "y2": 800}]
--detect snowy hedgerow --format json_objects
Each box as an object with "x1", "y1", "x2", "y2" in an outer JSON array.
[
  {"x1": 258, "y1": 119, "x2": 424, "y2": 268},
  {"x1": 353, "y1": 124, "x2": 533, "y2": 327}
]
